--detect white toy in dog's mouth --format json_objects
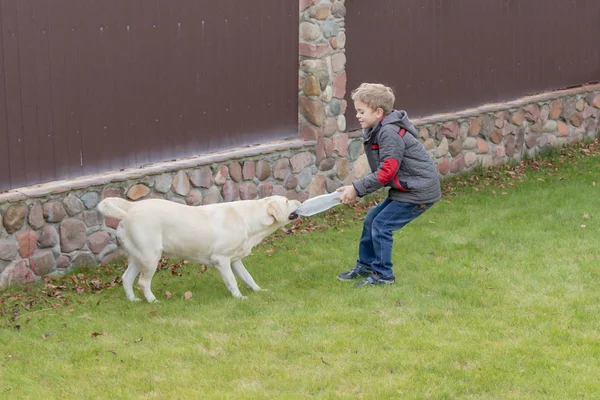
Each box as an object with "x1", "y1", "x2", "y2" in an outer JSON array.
[{"x1": 296, "y1": 191, "x2": 343, "y2": 217}]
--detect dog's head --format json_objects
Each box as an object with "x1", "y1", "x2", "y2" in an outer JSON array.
[{"x1": 265, "y1": 196, "x2": 301, "y2": 224}]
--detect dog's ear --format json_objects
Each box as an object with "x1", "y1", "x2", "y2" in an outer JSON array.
[{"x1": 267, "y1": 200, "x2": 287, "y2": 223}]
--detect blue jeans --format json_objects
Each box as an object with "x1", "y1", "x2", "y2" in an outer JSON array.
[{"x1": 356, "y1": 198, "x2": 432, "y2": 280}]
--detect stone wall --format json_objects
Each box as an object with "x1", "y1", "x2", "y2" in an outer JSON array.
[
  {"x1": 413, "y1": 89, "x2": 600, "y2": 176},
  {"x1": 298, "y1": 0, "x2": 351, "y2": 192},
  {"x1": 0, "y1": 0, "x2": 599, "y2": 287},
  {"x1": 0, "y1": 140, "x2": 342, "y2": 287}
]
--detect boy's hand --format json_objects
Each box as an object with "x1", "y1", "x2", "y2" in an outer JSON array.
[{"x1": 337, "y1": 185, "x2": 358, "y2": 204}]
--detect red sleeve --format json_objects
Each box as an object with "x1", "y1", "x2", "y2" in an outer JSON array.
[{"x1": 377, "y1": 158, "x2": 399, "y2": 184}]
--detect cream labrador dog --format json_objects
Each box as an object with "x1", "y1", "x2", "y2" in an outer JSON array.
[{"x1": 97, "y1": 195, "x2": 301, "y2": 302}]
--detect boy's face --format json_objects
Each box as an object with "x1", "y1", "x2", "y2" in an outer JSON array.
[{"x1": 354, "y1": 100, "x2": 384, "y2": 129}]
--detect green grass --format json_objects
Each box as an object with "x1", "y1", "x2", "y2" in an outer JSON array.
[{"x1": 1, "y1": 139, "x2": 600, "y2": 399}]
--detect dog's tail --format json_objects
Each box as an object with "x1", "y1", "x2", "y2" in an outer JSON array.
[{"x1": 97, "y1": 197, "x2": 133, "y2": 220}]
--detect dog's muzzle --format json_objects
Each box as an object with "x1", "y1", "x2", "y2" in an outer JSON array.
[{"x1": 289, "y1": 212, "x2": 299, "y2": 220}]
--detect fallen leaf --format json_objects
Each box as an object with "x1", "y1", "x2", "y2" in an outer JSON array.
[
  {"x1": 149, "y1": 310, "x2": 157, "y2": 315},
  {"x1": 184, "y1": 291, "x2": 192, "y2": 300},
  {"x1": 90, "y1": 277, "x2": 103, "y2": 289},
  {"x1": 42, "y1": 332, "x2": 54, "y2": 339},
  {"x1": 165, "y1": 291, "x2": 173, "y2": 299},
  {"x1": 135, "y1": 337, "x2": 143, "y2": 343},
  {"x1": 91, "y1": 332, "x2": 102, "y2": 338}
]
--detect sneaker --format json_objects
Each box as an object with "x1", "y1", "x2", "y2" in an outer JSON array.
[
  {"x1": 337, "y1": 266, "x2": 372, "y2": 281},
  {"x1": 353, "y1": 275, "x2": 395, "y2": 287}
]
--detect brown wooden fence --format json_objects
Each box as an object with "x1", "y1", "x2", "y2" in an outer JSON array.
[
  {"x1": 0, "y1": 1, "x2": 299, "y2": 192},
  {"x1": 3, "y1": 1, "x2": 600, "y2": 193},
  {"x1": 345, "y1": 0, "x2": 600, "y2": 130}
]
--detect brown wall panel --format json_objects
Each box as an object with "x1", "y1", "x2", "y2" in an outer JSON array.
[
  {"x1": 0, "y1": 1, "x2": 299, "y2": 191},
  {"x1": 345, "y1": 0, "x2": 600, "y2": 130}
]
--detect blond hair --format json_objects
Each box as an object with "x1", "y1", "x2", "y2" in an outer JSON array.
[{"x1": 351, "y1": 83, "x2": 395, "y2": 114}]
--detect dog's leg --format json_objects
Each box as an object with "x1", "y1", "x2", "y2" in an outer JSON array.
[
  {"x1": 231, "y1": 260, "x2": 263, "y2": 292},
  {"x1": 122, "y1": 258, "x2": 141, "y2": 302},
  {"x1": 137, "y1": 254, "x2": 161, "y2": 303},
  {"x1": 212, "y1": 257, "x2": 246, "y2": 299}
]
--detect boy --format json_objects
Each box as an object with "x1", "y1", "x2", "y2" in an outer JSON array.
[{"x1": 337, "y1": 83, "x2": 441, "y2": 287}]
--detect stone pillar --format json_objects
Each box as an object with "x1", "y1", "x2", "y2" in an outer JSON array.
[{"x1": 298, "y1": 0, "x2": 348, "y2": 196}]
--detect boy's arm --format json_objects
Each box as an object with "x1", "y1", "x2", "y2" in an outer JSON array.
[{"x1": 353, "y1": 128, "x2": 405, "y2": 197}]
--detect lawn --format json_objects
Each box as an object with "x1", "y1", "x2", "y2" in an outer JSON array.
[{"x1": 1, "y1": 139, "x2": 599, "y2": 399}]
